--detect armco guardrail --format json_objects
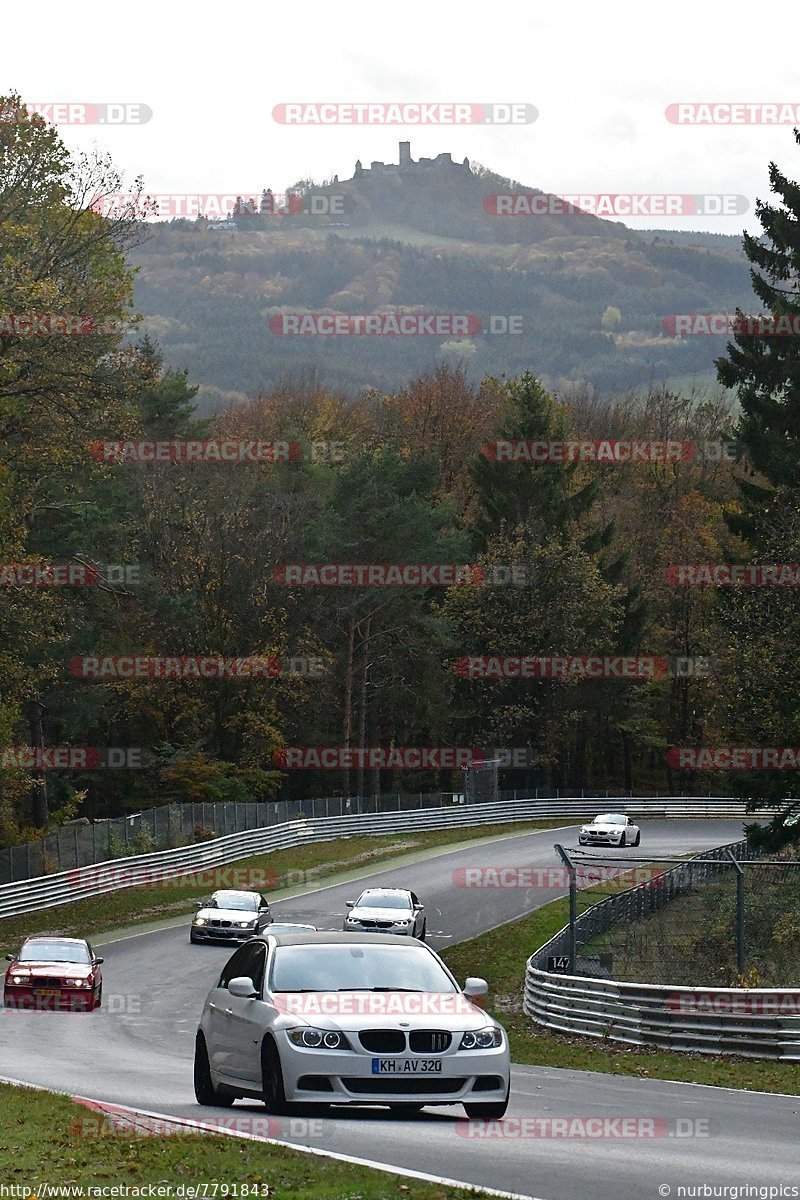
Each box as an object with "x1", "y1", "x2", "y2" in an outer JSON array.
[
  {"x1": 0, "y1": 789, "x2": 750, "y2": 885},
  {"x1": 524, "y1": 838, "x2": 800, "y2": 1060},
  {"x1": 0, "y1": 794, "x2": 758, "y2": 922}
]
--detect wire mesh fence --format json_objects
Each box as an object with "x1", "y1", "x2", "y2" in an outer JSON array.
[
  {"x1": 538, "y1": 842, "x2": 800, "y2": 987},
  {"x1": 0, "y1": 787, "x2": 747, "y2": 887},
  {"x1": 0, "y1": 792, "x2": 463, "y2": 884}
]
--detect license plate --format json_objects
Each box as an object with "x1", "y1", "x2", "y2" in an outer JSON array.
[
  {"x1": 34, "y1": 989, "x2": 60, "y2": 996},
  {"x1": 372, "y1": 1058, "x2": 442, "y2": 1074}
]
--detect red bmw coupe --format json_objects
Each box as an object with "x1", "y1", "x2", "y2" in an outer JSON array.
[{"x1": 4, "y1": 936, "x2": 104, "y2": 1011}]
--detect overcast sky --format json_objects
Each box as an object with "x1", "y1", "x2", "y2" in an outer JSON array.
[{"x1": 4, "y1": 0, "x2": 800, "y2": 234}]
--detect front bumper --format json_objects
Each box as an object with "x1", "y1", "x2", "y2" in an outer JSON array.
[
  {"x1": 191, "y1": 925, "x2": 257, "y2": 942},
  {"x1": 3, "y1": 985, "x2": 96, "y2": 1010},
  {"x1": 342, "y1": 923, "x2": 413, "y2": 935},
  {"x1": 276, "y1": 1034, "x2": 510, "y2": 1106},
  {"x1": 578, "y1": 833, "x2": 623, "y2": 845}
]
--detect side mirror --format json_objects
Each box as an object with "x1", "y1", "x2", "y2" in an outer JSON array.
[
  {"x1": 345, "y1": 901, "x2": 355, "y2": 908},
  {"x1": 195, "y1": 901, "x2": 204, "y2": 909},
  {"x1": 228, "y1": 977, "x2": 258, "y2": 999},
  {"x1": 463, "y1": 977, "x2": 489, "y2": 1005},
  {"x1": 4, "y1": 954, "x2": 13, "y2": 961},
  {"x1": 94, "y1": 957, "x2": 104, "y2": 966}
]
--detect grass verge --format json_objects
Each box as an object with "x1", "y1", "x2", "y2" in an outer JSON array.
[
  {"x1": 0, "y1": 819, "x2": 568, "y2": 955},
  {"x1": 0, "y1": 1083, "x2": 496, "y2": 1196},
  {"x1": 440, "y1": 884, "x2": 800, "y2": 1096}
]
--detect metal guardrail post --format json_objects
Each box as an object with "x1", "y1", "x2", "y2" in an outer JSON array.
[
  {"x1": 555, "y1": 844, "x2": 576, "y2": 970},
  {"x1": 726, "y1": 849, "x2": 746, "y2": 976}
]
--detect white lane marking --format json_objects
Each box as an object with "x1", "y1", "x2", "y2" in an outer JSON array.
[
  {"x1": 0, "y1": 1075, "x2": 544, "y2": 1200},
  {"x1": 508, "y1": 1065, "x2": 800, "y2": 1102}
]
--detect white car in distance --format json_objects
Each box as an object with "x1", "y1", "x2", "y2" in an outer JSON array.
[
  {"x1": 343, "y1": 887, "x2": 426, "y2": 939},
  {"x1": 578, "y1": 813, "x2": 641, "y2": 847}
]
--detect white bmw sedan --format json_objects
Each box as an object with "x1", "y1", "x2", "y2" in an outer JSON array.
[
  {"x1": 578, "y1": 813, "x2": 641, "y2": 847},
  {"x1": 194, "y1": 931, "x2": 510, "y2": 1118}
]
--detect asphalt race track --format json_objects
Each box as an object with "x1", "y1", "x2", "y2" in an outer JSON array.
[{"x1": 3, "y1": 820, "x2": 798, "y2": 1200}]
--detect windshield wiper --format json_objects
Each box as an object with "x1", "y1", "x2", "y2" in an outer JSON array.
[{"x1": 333, "y1": 986, "x2": 425, "y2": 992}]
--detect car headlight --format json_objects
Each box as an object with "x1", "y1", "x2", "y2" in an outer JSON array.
[
  {"x1": 65, "y1": 978, "x2": 90, "y2": 988},
  {"x1": 393, "y1": 920, "x2": 410, "y2": 927},
  {"x1": 459, "y1": 1028, "x2": 503, "y2": 1050},
  {"x1": 194, "y1": 918, "x2": 207, "y2": 926},
  {"x1": 10, "y1": 974, "x2": 29, "y2": 985},
  {"x1": 288, "y1": 1028, "x2": 350, "y2": 1049},
  {"x1": 345, "y1": 916, "x2": 359, "y2": 923},
  {"x1": 236, "y1": 920, "x2": 255, "y2": 929}
]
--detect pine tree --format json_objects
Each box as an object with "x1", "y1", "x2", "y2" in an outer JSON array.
[
  {"x1": 716, "y1": 129, "x2": 800, "y2": 502},
  {"x1": 714, "y1": 131, "x2": 800, "y2": 844}
]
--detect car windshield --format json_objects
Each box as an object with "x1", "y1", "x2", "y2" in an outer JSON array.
[
  {"x1": 356, "y1": 890, "x2": 412, "y2": 910},
  {"x1": 271, "y1": 944, "x2": 455, "y2": 993},
  {"x1": 593, "y1": 814, "x2": 626, "y2": 825},
  {"x1": 18, "y1": 941, "x2": 90, "y2": 964},
  {"x1": 212, "y1": 892, "x2": 258, "y2": 910}
]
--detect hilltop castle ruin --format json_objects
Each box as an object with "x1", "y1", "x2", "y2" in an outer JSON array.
[{"x1": 352, "y1": 141, "x2": 471, "y2": 179}]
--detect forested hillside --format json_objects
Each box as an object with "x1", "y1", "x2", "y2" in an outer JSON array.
[
  {"x1": 129, "y1": 160, "x2": 753, "y2": 400},
  {"x1": 3, "y1": 95, "x2": 800, "y2": 852}
]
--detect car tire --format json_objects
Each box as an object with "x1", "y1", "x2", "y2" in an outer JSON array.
[
  {"x1": 418, "y1": 921, "x2": 426, "y2": 942},
  {"x1": 463, "y1": 1088, "x2": 510, "y2": 1119},
  {"x1": 261, "y1": 1037, "x2": 290, "y2": 1114},
  {"x1": 620, "y1": 832, "x2": 626, "y2": 847},
  {"x1": 194, "y1": 1033, "x2": 234, "y2": 1107},
  {"x1": 634, "y1": 831, "x2": 641, "y2": 846},
  {"x1": 94, "y1": 985, "x2": 102, "y2": 1010},
  {"x1": 190, "y1": 932, "x2": 200, "y2": 944}
]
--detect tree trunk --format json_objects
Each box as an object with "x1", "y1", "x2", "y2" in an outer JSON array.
[
  {"x1": 342, "y1": 615, "x2": 356, "y2": 797},
  {"x1": 356, "y1": 616, "x2": 371, "y2": 799},
  {"x1": 28, "y1": 700, "x2": 48, "y2": 829},
  {"x1": 623, "y1": 729, "x2": 632, "y2": 794}
]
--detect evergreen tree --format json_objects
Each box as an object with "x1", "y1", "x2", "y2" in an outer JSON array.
[{"x1": 715, "y1": 131, "x2": 800, "y2": 843}]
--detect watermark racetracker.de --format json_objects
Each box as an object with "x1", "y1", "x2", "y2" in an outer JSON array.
[
  {"x1": 67, "y1": 656, "x2": 326, "y2": 679},
  {"x1": 272, "y1": 102, "x2": 537, "y2": 125},
  {"x1": 455, "y1": 1115, "x2": 710, "y2": 1138},
  {"x1": 1, "y1": 101, "x2": 152, "y2": 125},
  {"x1": 663, "y1": 313, "x2": 800, "y2": 336},
  {"x1": 267, "y1": 313, "x2": 523, "y2": 335},
  {"x1": 480, "y1": 439, "x2": 740, "y2": 463},
  {"x1": 272, "y1": 563, "x2": 531, "y2": 586},
  {"x1": 483, "y1": 193, "x2": 748, "y2": 218},
  {"x1": 455, "y1": 655, "x2": 714, "y2": 679},
  {"x1": 0, "y1": 746, "x2": 144, "y2": 769},
  {"x1": 666, "y1": 564, "x2": 800, "y2": 585},
  {"x1": 88, "y1": 440, "x2": 346, "y2": 463},
  {"x1": 452, "y1": 865, "x2": 668, "y2": 891},
  {"x1": 0, "y1": 563, "x2": 141, "y2": 587},
  {"x1": 666, "y1": 747, "x2": 800, "y2": 770},
  {"x1": 665, "y1": 101, "x2": 800, "y2": 124}
]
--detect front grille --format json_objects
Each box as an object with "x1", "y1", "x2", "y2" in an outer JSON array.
[
  {"x1": 358, "y1": 920, "x2": 393, "y2": 929},
  {"x1": 210, "y1": 920, "x2": 232, "y2": 928},
  {"x1": 409, "y1": 1030, "x2": 451, "y2": 1053},
  {"x1": 31, "y1": 977, "x2": 68, "y2": 988},
  {"x1": 342, "y1": 1077, "x2": 465, "y2": 1095},
  {"x1": 358, "y1": 1030, "x2": 406, "y2": 1053}
]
